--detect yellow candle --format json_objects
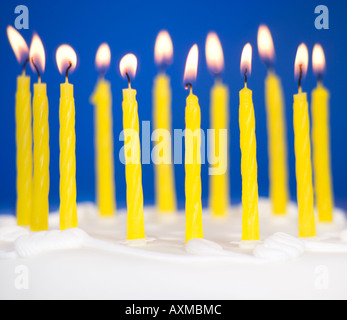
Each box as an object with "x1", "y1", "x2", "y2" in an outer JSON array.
[
  {"x1": 265, "y1": 72, "x2": 288, "y2": 215},
  {"x1": 239, "y1": 44, "x2": 260, "y2": 241},
  {"x1": 293, "y1": 44, "x2": 316, "y2": 238},
  {"x1": 185, "y1": 90, "x2": 204, "y2": 242},
  {"x1": 311, "y1": 44, "x2": 334, "y2": 223},
  {"x1": 209, "y1": 82, "x2": 229, "y2": 217},
  {"x1": 91, "y1": 79, "x2": 116, "y2": 217},
  {"x1": 15, "y1": 73, "x2": 32, "y2": 227},
  {"x1": 153, "y1": 31, "x2": 176, "y2": 214},
  {"x1": 120, "y1": 54, "x2": 145, "y2": 240},
  {"x1": 153, "y1": 73, "x2": 177, "y2": 213},
  {"x1": 31, "y1": 82, "x2": 49, "y2": 231},
  {"x1": 7, "y1": 26, "x2": 32, "y2": 226},
  {"x1": 206, "y1": 32, "x2": 229, "y2": 218},
  {"x1": 184, "y1": 44, "x2": 203, "y2": 242},
  {"x1": 258, "y1": 25, "x2": 288, "y2": 216},
  {"x1": 56, "y1": 45, "x2": 78, "y2": 231},
  {"x1": 91, "y1": 44, "x2": 116, "y2": 217},
  {"x1": 59, "y1": 81, "x2": 77, "y2": 230},
  {"x1": 30, "y1": 33, "x2": 50, "y2": 232}
]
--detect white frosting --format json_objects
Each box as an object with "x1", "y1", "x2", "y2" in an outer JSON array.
[
  {"x1": 0, "y1": 200, "x2": 347, "y2": 300},
  {"x1": 0, "y1": 200, "x2": 346, "y2": 264},
  {"x1": 0, "y1": 250, "x2": 17, "y2": 259},
  {"x1": 0, "y1": 215, "x2": 17, "y2": 227},
  {"x1": 254, "y1": 233, "x2": 305, "y2": 261},
  {"x1": 340, "y1": 230, "x2": 347, "y2": 242},
  {"x1": 84, "y1": 237, "x2": 260, "y2": 263},
  {"x1": 304, "y1": 238, "x2": 347, "y2": 253},
  {"x1": 186, "y1": 239, "x2": 226, "y2": 256},
  {"x1": 0, "y1": 199, "x2": 347, "y2": 300},
  {"x1": 14, "y1": 228, "x2": 88, "y2": 258},
  {"x1": 0, "y1": 226, "x2": 29, "y2": 242}
]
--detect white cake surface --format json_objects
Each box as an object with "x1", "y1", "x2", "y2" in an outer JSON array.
[{"x1": 1, "y1": 198, "x2": 347, "y2": 300}]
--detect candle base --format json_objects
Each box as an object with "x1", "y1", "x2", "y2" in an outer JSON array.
[
  {"x1": 238, "y1": 240, "x2": 262, "y2": 250},
  {"x1": 122, "y1": 237, "x2": 155, "y2": 247}
]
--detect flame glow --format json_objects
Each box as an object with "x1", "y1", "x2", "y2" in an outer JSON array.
[
  {"x1": 29, "y1": 33, "x2": 46, "y2": 74},
  {"x1": 294, "y1": 43, "x2": 309, "y2": 79},
  {"x1": 205, "y1": 32, "x2": 224, "y2": 75},
  {"x1": 240, "y1": 43, "x2": 252, "y2": 75},
  {"x1": 95, "y1": 43, "x2": 111, "y2": 74},
  {"x1": 6, "y1": 25, "x2": 29, "y2": 65},
  {"x1": 257, "y1": 24, "x2": 275, "y2": 63},
  {"x1": 154, "y1": 30, "x2": 173, "y2": 67},
  {"x1": 119, "y1": 53, "x2": 137, "y2": 79},
  {"x1": 56, "y1": 44, "x2": 77, "y2": 75},
  {"x1": 312, "y1": 44, "x2": 326, "y2": 76},
  {"x1": 183, "y1": 44, "x2": 199, "y2": 83}
]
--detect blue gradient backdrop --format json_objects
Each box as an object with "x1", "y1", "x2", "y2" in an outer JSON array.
[{"x1": 0, "y1": 0, "x2": 346, "y2": 214}]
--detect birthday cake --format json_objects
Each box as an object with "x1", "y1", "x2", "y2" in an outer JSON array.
[
  {"x1": 1, "y1": 199, "x2": 347, "y2": 300},
  {"x1": 3, "y1": 15, "x2": 345, "y2": 301}
]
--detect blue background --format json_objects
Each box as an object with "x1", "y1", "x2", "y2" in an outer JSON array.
[{"x1": 0, "y1": 0, "x2": 346, "y2": 213}]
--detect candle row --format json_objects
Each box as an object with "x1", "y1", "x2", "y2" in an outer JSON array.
[
  {"x1": 7, "y1": 26, "x2": 79, "y2": 231},
  {"x1": 6, "y1": 25, "x2": 333, "y2": 243},
  {"x1": 154, "y1": 28, "x2": 333, "y2": 241}
]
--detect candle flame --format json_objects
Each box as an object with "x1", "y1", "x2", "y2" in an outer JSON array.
[
  {"x1": 312, "y1": 44, "x2": 326, "y2": 76},
  {"x1": 119, "y1": 53, "x2": 137, "y2": 79},
  {"x1": 154, "y1": 30, "x2": 173, "y2": 67},
  {"x1": 205, "y1": 32, "x2": 224, "y2": 75},
  {"x1": 183, "y1": 44, "x2": 199, "y2": 83},
  {"x1": 95, "y1": 43, "x2": 111, "y2": 74},
  {"x1": 257, "y1": 24, "x2": 275, "y2": 63},
  {"x1": 240, "y1": 43, "x2": 252, "y2": 75},
  {"x1": 294, "y1": 43, "x2": 309, "y2": 79},
  {"x1": 56, "y1": 44, "x2": 77, "y2": 75},
  {"x1": 29, "y1": 33, "x2": 46, "y2": 74},
  {"x1": 6, "y1": 25, "x2": 29, "y2": 65}
]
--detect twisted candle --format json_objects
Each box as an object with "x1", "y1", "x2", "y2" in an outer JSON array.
[
  {"x1": 15, "y1": 75, "x2": 32, "y2": 226},
  {"x1": 265, "y1": 72, "x2": 289, "y2": 215},
  {"x1": 312, "y1": 84, "x2": 334, "y2": 223},
  {"x1": 153, "y1": 74, "x2": 177, "y2": 213},
  {"x1": 185, "y1": 91, "x2": 203, "y2": 242},
  {"x1": 31, "y1": 83, "x2": 50, "y2": 231},
  {"x1": 239, "y1": 87, "x2": 260, "y2": 241},
  {"x1": 293, "y1": 92, "x2": 316, "y2": 237},
  {"x1": 122, "y1": 89, "x2": 145, "y2": 240},
  {"x1": 91, "y1": 79, "x2": 116, "y2": 217},
  {"x1": 59, "y1": 83, "x2": 77, "y2": 230},
  {"x1": 209, "y1": 82, "x2": 229, "y2": 217}
]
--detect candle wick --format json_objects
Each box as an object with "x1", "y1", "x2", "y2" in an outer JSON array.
[
  {"x1": 31, "y1": 58, "x2": 42, "y2": 82},
  {"x1": 65, "y1": 62, "x2": 72, "y2": 83},
  {"x1": 298, "y1": 64, "x2": 303, "y2": 92},
  {"x1": 159, "y1": 63, "x2": 167, "y2": 74},
  {"x1": 265, "y1": 59, "x2": 274, "y2": 72},
  {"x1": 185, "y1": 82, "x2": 193, "y2": 94},
  {"x1": 22, "y1": 58, "x2": 29, "y2": 76},
  {"x1": 317, "y1": 73, "x2": 323, "y2": 85},
  {"x1": 126, "y1": 72, "x2": 131, "y2": 89},
  {"x1": 99, "y1": 66, "x2": 108, "y2": 80},
  {"x1": 99, "y1": 71, "x2": 106, "y2": 80},
  {"x1": 244, "y1": 68, "x2": 248, "y2": 86},
  {"x1": 214, "y1": 73, "x2": 222, "y2": 84}
]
